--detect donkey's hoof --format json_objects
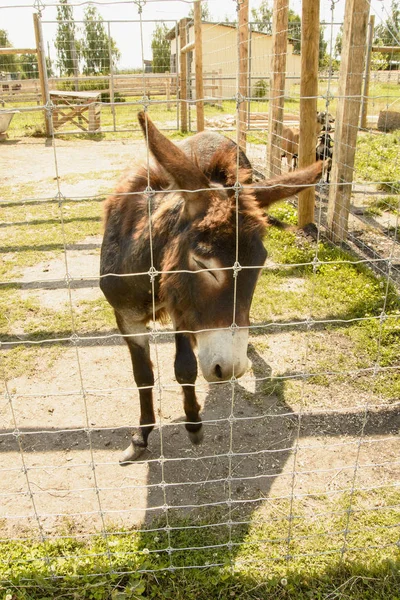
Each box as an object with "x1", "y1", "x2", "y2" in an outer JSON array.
[
  {"x1": 188, "y1": 427, "x2": 204, "y2": 445},
  {"x1": 119, "y1": 442, "x2": 146, "y2": 465}
]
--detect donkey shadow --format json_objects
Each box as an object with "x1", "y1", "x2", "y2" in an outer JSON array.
[{"x1": 135, "y1": 343, "x2": 399, "y2": 566}]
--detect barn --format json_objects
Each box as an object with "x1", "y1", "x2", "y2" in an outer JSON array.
[{"x1": 167, "y1": 20, "x2": 302, "y2": 98}]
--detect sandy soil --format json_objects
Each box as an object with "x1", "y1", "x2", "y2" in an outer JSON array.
[{"x1": 1, "y1": 137, "x2": 399, "y2": 540}]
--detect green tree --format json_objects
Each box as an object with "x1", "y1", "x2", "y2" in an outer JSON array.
[
  {"x1": 287, "y1": 12, "x2": 329, "y2": 68},
  {"x1": 55, "y1": 0, "x2": 80, "y2": 76},
  {"x1": 81, "y1": 5, "x2": 120, "y2": 74},
  {"x1": 373, "y1": 0, "x2": 400, "y2": 69},
  {"x1": 18, "y1": 54, "x2": 39, "y2": 79},
  {"x1": 151, "y1": 23, "x2": 170, "y2": 73},
  {"x1": 188, "y1": 3, "x2": 212, "y2": 21},
  {"x1": 288, "y1": 10, "x2": 301, "y2": 54},
  {"x1": 0, "y1": 29, "x2": 19, "y2": 74},
  {"x1": 18, "y1": 54, "x2": 53, "y2": 79},
  {"x1": 251, "y1": 0, "x2": 272, "y2": 33},
  {"x1": 334, "y1": 24, "x2": 343, "y2": 59},
  {"x1": 318, "y1": 25, "x2": 329, "y2": 68}
]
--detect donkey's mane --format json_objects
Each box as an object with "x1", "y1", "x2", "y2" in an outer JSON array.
[
  {"x1": 197, "y1": 146, "x2": 267, "y2": 236},
  {"x1": 104, "y1": 146, "x2": 267, "y2": 237}
]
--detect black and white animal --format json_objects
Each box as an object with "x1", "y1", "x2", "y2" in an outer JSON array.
[
  {"x1": 316, "y1": 131, "x2": 334, "y2": 183},
  {"x1": 281, "y1": 111, "x2": 335, "y2": 172}
]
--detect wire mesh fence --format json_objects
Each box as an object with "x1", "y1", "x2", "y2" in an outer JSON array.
[{"x1": 0, "y1": 0, "x2": 399, "y2": 597}]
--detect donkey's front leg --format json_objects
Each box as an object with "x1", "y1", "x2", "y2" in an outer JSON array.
[
  {"x1": 115, "y1": 312, "x2": 155, "y2": 464},
  {"x1": 174, "y1": 333, "x2": 203, "y2": 444}
]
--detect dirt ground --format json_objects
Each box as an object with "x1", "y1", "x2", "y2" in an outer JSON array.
[{"x1": 1, "y1": 137, "x2": 399, "y2": 540}]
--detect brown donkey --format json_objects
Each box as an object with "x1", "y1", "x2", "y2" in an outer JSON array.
[{"x1": 100, "y1": 112, "x2": 324, "y2": 464}]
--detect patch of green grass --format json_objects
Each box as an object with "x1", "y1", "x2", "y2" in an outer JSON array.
[
  {"x1": 0, "y1": 290, "x2": 116, "y2": 345},
  {"x1": 0, "y1": 489, "x2": 399, "y2": 599},
  {"x1": 365, "y1": 195, "x2": 400, "y2": 217},
  {"x1": 355, "y1": 132, "x2": 400, "y2": 194},
  {"x1": 1, "y1": 345, "x2": 62, "y2": 381},
  {"x1": 0, "y1": 198, "x2": 102, "y2": 280},
  {"x1": 1, "y1": 182, "x2": 40, "y2": 203},
  {"x1": 0, "y1": 288, "x2": 73, "y2": 339},
  {"x1": 251, "y1": 217, "x2": 400, "y2": 399},
  {"x1": 59, "y1": 170, "x2": 122, "y2": 186},
  {"x1": 75, "y1": 297, "x2": 116, "y2": 332}
]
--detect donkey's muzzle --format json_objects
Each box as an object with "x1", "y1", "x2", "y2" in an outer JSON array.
[{"x1": 196, "y1": 328, "x2": 250, "y2": 383}]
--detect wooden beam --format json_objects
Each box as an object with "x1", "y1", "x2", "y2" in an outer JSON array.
[
  {"x1": 179, "y1": 18, "x2": 188, "y2": 133},
  {"x1": 361, "y1": 14, "x2": 375, "y2": 130},
  {"x1": 298, "y1": 0, "x2": 320, "y2": 228},
  {"x1": 238, "y1": 0, "x2": 249, "y2": 153},
  {"x1": 327, "y1": 0, "x2": 370, "y2": 242},
  {"x1": 180, "y1": 41, "x2": 195, "y2": 54},
  {"x1": 371, "y1": 45, "x2": 400, "y2": 52},
  {"x1": 267, "y1": 0, "x2": 289, "y2": 177},
  {"x1": 33, "y1": 13, "x2": 52, "y2": 137},
  {"x1": 194, "y1": 0, "x2": 204, "y2": 132},
  {"x1": 0, "y1": 48, "x2": 37, "y2": 55}
]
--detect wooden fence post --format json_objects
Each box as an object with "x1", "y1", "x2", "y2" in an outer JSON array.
[
  {"x1": 267, "y1": 0, "x2": 289, "y2": 177},
  {"x1": 360, "y1": 14, "x2": 375, "y2": 130},
  {"x1": 298, "y1": 0, "x2": 319, "y2": 228},
  {"x1": 194, "y1": 0, "x2": 204, "y2": 132},
  {"x1": 327, "y1": 0, "x2": 370, "y2": 242},
  {"x1": 165, "y1": 71, "x2": 171, "y2": 110},
  {"x1": 238, "y1": 0, "x2": 249, "y2": 153},
  {"x1": 179, "y1": 18, "x2": 188, "y2": 133},
  {"x1": 33, "y1": 12, "x2": 52, "y2": 137}
]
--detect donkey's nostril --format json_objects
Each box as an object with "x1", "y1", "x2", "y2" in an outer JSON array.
[{"x1": 215, "y1": 364, "x2": 223, "y2": 379}]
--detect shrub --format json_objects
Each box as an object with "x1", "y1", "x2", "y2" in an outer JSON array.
[{"x1": 253, "y1": 79, "x2": 268, "y2": 100}]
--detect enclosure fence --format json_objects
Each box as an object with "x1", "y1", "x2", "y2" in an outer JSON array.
[{"x1": 0, "y1": 0, "x2": 399, "y2": 596}]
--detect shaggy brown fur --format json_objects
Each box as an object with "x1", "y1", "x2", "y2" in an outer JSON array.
[{"x1": 100, "y1": 112, "x2": 325, "y2": 462}]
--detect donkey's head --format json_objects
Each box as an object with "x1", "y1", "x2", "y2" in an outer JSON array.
[{"x1": 138, "y1": 112, "x2": 323, "y2": 383}]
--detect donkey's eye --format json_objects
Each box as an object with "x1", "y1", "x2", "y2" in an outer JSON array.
[
  {"x1": 193, "y1": 258, "x2": 218, "y2": 281},
  {"x1": 194, "y1": 258, "x2": 208, "y2": 270}
]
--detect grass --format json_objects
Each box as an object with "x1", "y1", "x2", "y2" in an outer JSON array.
[
  {"x1": 365, "y1": 195, "x2": 400, "y2": 217},
  {"x1": 250, "y1": 201, "x2": 400, "y2": 400},
  {"x1": 0, "y1": 198, "x2": 103, "y2": 281},
  {"x1": 1, "y1": 122, "x2": 400, "y2": 598},
  {"x1": 0, "y1": 489, "x2": 399, "y2": 599},
  {"x1": 5, "y1": 80, "x2": 399, "y2": 141},
  {"x1": 355, "y1": 131, "x2": 400, "y2": 194}
]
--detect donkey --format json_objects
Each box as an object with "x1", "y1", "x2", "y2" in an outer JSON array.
[{"x1": 100, "y1": 112, "x2": 324, "y2": 464}]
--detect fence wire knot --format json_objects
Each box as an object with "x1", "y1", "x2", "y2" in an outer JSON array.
[
  {"x1": 233, "y1": 261, "x2": 242, "y2": 278},
  {"x1": 322, "y1": 90, "x2": 335, "y2": 103},
  {"x1": 70, "y1": 332, "x2": 79, "y2": 345},
  {"x1": 148, "y1": 266, "x2": 158, "y2": 282},
  {"x1": 45, "y1": 100, "x2": 55, "y2": 115},
  {"x1": 141, "y1": 95, "x2": 150, "y2": 109},
  {"x1": 56, "y1": 191, "x2": 66, "y2": 207},
  {"x1": 33, "y1": 0, "x2": 45, "y2": 16},
  {"x1": 306, "y1": 317, "x2": 315, "y2": 329},
  {"x1": 144, "y1": 185, "x2": 155, "y2": 198},
  {"x1": 235, "y1": 93, "x2": 245, "y2": 108}
]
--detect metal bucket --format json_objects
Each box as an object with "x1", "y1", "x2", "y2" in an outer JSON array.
[{"x1": 0, "y1": 112, "x2": 15, "y2": 134}]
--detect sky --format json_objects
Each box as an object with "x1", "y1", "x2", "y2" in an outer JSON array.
[{"x1": 0, "y1": 0, "x2": 397, "y2": 70}]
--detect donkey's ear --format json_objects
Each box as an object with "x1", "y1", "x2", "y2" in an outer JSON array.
[
  {"x1": 138, "y1": 112, "x2": 211, "y2": 219},
  {"x1": 246, "y1": 161, "x2": 325, "y2": 208}
]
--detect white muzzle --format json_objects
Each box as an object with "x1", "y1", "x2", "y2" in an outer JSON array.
[{"x1": 196, "y1": 328, "x2": 250, "y2": 382}]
